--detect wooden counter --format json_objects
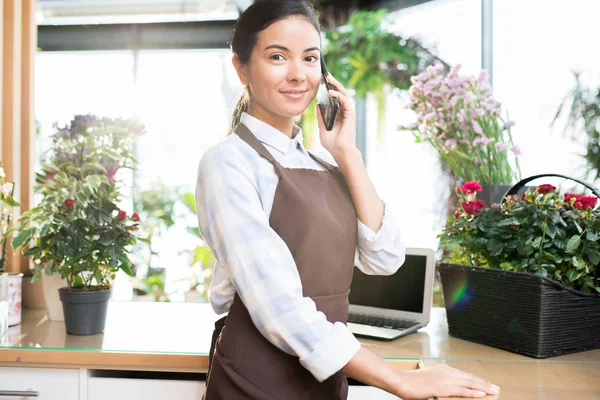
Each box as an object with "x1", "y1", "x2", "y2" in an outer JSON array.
[{"x1": 1, "y1": 302, "x2": 599, "y2": 399}]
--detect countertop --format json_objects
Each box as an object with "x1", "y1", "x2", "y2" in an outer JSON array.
[{"x1": 1, "y1": 302, "x2": 599, "y2": 399}]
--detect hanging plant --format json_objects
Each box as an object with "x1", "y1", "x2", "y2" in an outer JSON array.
[
  {"x1": 552, "y1": 71, "x2": 600, "y2": 179},
  {"x1": 304, "y1": 9, "x2": 447, "y2": 144}
]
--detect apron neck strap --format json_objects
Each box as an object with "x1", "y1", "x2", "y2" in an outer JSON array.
[{"x1": 235, "y1": 123, "x2": 277, "y2": 164}]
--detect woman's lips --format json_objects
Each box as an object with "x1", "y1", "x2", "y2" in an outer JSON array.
[{"x1": 280, "y1": 90, "x2": 308, "y2": 100}]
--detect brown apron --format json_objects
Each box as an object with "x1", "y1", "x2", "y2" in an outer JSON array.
[{"x1": 204, "y1": 123, "x2": 358, "y2": 400}]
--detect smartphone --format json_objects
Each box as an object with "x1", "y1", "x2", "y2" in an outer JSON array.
[{"x1": 317, "y1": 56, "x2": 339, "y2": 131}]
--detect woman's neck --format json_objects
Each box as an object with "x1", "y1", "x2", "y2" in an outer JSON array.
[{"x1": 247, "y1": 104, "x2": 295, "y2": 139}]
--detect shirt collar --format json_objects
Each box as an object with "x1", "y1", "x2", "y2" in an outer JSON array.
[{"x1": 240, "y1": 112, "x2": 306, "y2": 155}]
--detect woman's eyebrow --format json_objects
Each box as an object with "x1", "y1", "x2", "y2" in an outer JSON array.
[{"x1": 264, "y1": 44, "x2": 320, "y2": 52}]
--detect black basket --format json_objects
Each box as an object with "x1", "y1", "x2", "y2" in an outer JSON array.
[
  {"x1": 439, "y1": 174, "x2": 600, "y2": 358},
  {"x1": 438, "y1": 263, "x2": 600, "y2": 358}
]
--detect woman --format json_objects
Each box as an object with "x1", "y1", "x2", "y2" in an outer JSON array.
[{"x1": 195, "y1": 1, "x2": 500, "y2": 399}]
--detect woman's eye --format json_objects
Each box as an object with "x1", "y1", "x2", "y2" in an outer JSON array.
[
  {"x1": 306, "y1": 55, "x2": 318, "y2": 62},
  {"x1": 270, "y1": 54, "x2": 285, "y2": 61}
]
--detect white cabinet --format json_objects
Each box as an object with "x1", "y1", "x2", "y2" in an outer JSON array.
[
  {"x1": 0, "y1": 367, "x2": 79, "y2": 400},
  {"x1": 88, "y1": 377, "x2": 205, "y2": 400}
]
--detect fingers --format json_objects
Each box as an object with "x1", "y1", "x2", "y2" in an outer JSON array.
[
  {"x1": 440, "y1": 365, "x2": 500, "y2": 397},
  {"x1": 450, "y1": 387, "x2": 488, "y2": 398},
  {"x1": 326, "y1": 74, "x2": 349, "y2": 97},
  {"x1": 328, "y1": 90, "x2": 354, "y2": 119}
]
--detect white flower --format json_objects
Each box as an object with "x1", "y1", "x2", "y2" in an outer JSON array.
[
  {"x1": 2, "y1": 183, "x2": 13, "y2": 197},
  {"x1": 0, "y1": 167, "x2": 5, "y2": 178}
]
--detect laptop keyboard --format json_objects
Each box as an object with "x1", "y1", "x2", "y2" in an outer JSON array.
[{"x1": 347, "y1": 313, "x2": 420, "y2": 330}]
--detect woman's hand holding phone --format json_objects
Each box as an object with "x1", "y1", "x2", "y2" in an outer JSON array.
[{"x1": 316, "y1": 73, "x2": 358, "y2": 163}]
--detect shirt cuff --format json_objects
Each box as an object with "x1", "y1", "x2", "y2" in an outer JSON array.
[
  {"x1": 299, "y1": 322, "x2": 361, "y2": 382},
  {"x1": 357, "y1": 202, "x2": 397, "y2": 251}
]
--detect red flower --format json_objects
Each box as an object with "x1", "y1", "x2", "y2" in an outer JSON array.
[
  {"x1": 564, "y1": 193, "x2": 582, "y2": 205},
  {"x1": 64, "y1": 199, "x2": 76, "y2": 211},
  {"x1": 457, "y1": 181, "x2": 483, "y2": 195},
  {"x1": 117, "y1": 209, "x2": 127, "y2": 221},
  {"x1": 579, "y1": 195, "x2": 598, "y2": 210},
  {"x1": 536, "y1": 184, "x2": 556, "y2": 195},
  {"x1": 461, "y1": 199, "x2": 487, "y2": 215},
  {"x1": 453, "y1": 211, "x2": 461, "y2": 218},
  {"x1": 131, "y1": 212, "x2": 141, "y2": 222},
  {"x1": 564, "y1": 193, "x2": 597, "y2": 210}
]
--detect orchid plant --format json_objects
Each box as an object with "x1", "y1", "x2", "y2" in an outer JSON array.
[{"x1": 400, "y1": 64, "x2": 521, "y2": 185}]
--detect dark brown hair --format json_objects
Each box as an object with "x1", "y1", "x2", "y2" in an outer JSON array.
[{"x1": 228, "y1": 0, "x2": 321, "y2": 135}]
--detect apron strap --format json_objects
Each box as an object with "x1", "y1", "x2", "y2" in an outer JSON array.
[
  {"x1": 234, "y1": 123, "x2": 278, "y2": 165},
  {"x1": 307, "y1": 151, "x2": 337, "y2": 173}
]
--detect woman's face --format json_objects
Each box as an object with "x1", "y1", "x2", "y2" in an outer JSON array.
[{"x1": 235, "y1": 16, "x2": 322, "y2": 122}]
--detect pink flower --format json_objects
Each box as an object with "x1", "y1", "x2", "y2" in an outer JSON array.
[
  {"x1": 131, "y1": 212, "x2": 141, "y2": 222},
  {"x1": 477, "y1": 70, "x2": 488, "y2": 89},
  {"x1": 510, "y1": 145, "x2": 522, "y2": 156},
  {"x1": 450, "y1": 64, "x2": 462, "y2": 76},
  {"x1": 472, "y1": 121, "x2": 484, "y2": 135},
  {"x1": 496, "y1": 142, "x2": 509, "y2": 151}
]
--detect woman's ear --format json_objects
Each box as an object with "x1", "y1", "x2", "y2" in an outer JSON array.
[{"x1": 232, "y1": 55, "x2": 249, "y2": 86}]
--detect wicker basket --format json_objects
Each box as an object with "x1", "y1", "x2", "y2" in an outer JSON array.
[
  {"x1": 438, "y1": 263, "x2": 600, "y2": 358},
  {"x1": 439, "y1": 173, "x2": 600, "y2": 358}
]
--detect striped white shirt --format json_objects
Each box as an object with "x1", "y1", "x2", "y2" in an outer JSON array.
[{"x1": 195, "y1": 112, "x2": 406, "y2": 382}]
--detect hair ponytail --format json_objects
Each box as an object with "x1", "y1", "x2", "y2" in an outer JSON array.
[{"x1": 228, "y1": 88, "x2": 249, "y2": 135}]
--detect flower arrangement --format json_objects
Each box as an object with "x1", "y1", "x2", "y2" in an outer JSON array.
[
  {"x1": 440, "y1": 181, "x2": 600, "y2": 294},
  {"x1": 400, "y1": 64, "x2": 521, "y2": 185},
  {"x1": 11, "y1": 114, "x2": 146, "y2": 290},
  {"x1": 0, "y1": 164, "x2": 19, "y2": 273}
]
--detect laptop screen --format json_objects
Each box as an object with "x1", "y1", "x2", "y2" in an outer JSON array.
[{"x1": 349, "y1": 254, "x2": 427, "y2": 314}]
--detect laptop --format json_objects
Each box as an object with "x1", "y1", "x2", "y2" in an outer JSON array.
[{"x1": 347, "y1": 247, "x2": 436, "y2": 340}]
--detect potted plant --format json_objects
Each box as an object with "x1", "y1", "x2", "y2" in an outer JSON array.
[
  {"x1": 11, "y1": 114, "x2": 145, "y2": 335},
  {"x1": 400, "y1": 64, "x2": 522, "y2": 205},
  {"x1": 0, "y1": 163, "x2": 19, "y2": 339},
  {"x1": 438, "y1": 175, "x2": 600, "y2": 357}
]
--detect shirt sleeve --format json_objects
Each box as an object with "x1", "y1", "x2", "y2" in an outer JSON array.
[
  {"x1": 354, "y1": 202, "x2": 407, "y2": 276},
  {"x1": 195, "y1": 144, "x2": 360, "y2": 382}
]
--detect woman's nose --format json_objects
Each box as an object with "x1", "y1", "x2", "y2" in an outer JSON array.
[{"x1": 287, "y1": 62, "x2": 307, "y2": 82}]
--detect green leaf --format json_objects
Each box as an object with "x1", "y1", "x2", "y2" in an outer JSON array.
[
  {"x1": 94, "y1": 270, "x2": 103, "y2": 284},
  {"x1": 534, "y1": 268, "x2": 548, "y2": 278},
  {"x1": 574, "y1": 220, "x2": 583, "y2": 234},
  {"x1": 121, "y1": 263, "x2": 133, "y2": 277},
  {"x1": 73, "y1": 275, "x2": 84, "y2": 288},
  {"x1": 586, "y1": 249, "x2": 600, "y2": 265},
  {"x1": 586, "y1": 230, "x2": 600, "y2": 241},
  {"x1": 12, "y1": 227, "x2": 36, "y2": 250},
  {"x1": 498, "y1": 218, "x2": 521, "y2": 227},
  {"x1": 533, "y1": 236, "x2": 542, "y2": 249},
  {"x1": 594, "y1": 286, "x2": 600, "y2": 294},
  {"x1": 566, "y1": 235, "x2": 581, "y2": 253},
  {"x1": 486, "y1": 238, "x2": 504, "y2": 256},
  {"x1": 180, "y1": 192, "x2": 197, "y2": 214},
  {"x1": 566, "y1": 268, "x2": 578, "y2": 282},
  {"x1": 545, "y1": 223, "x2": 558, "y2": 239},
  {"x1": 499, "y1": 262, "x2": 513, "y2": 270},
  {"x1": 24, "y1": 246, "x2": 41, "y2": 258}
]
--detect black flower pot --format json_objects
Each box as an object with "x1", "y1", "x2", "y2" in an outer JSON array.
[
  {"x1": 59, "y1": 287, "x2": 112, "y2": 335},
  {"x1": 438, "y1": 263, "x2": 600, "y2": 358}
]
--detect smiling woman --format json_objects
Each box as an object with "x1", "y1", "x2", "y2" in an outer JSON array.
[{"x1": 195, "y1": 1, "x2": 499, "y2": 399}]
